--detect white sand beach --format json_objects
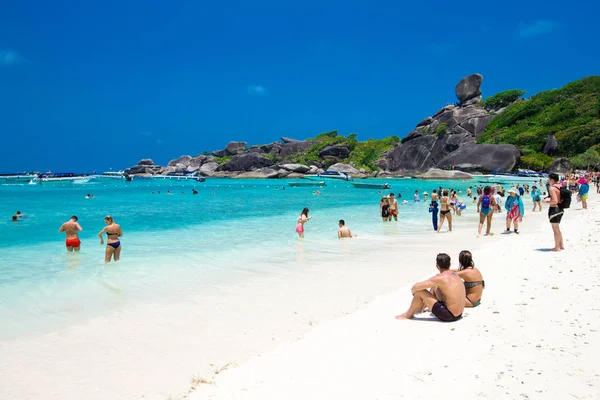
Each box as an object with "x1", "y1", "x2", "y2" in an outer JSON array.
[
  {"x1": 190, "y1": 193, "x2": 600, "y2": 400},
  {"x1": 1, "y1": 192, "x2": 598, "y2": 400}
]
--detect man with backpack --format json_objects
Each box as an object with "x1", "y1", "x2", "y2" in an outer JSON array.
[{"x1": 548, "y1": 173, "x2": 570, "y2": 251}]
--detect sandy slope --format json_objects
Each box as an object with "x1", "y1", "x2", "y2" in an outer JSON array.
[{"x1": 192, "y1": 193, "x2": 600, "y2": 400}]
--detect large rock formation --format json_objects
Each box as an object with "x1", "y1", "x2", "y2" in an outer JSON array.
[
  {"x1": 318, "y1": 145, "x2": 350, "y2": 159},
  {"x1": 168, "y1": 155, "x2": 192, "y2": 167},
  {"x1": 199, "y1": 162, "x2": 219, "y2": 176},
  {"x1": 279, "y1": 141, "x2": 313, "y2": 158},
  {"x1": 137, "y1": 159, "x2": 154, "y2": 166},
  {"x1": 385, "y1": 74, "x2": 522, "y2": 173},
  {"x1": 328, "y1": 163, "x2": 360, "y2": 175},
  {"x1": 280, "y1": 163, "x2": 311, "y2": 173},
  {"x1": 543, "y1": 133, "x2": 558, "y2": 156},
  {"x1": 281, "y1": 137, "x2": 299, "y2": 143},
  {"x1": 220, "y1": 153, "x2": 274, "y2": 172},
  {"x1": 549, "y1": 158, "x2": 574, "y2": 174},
  {"x1": 437, "y1": 143, "x2": 521, "y2": 172},
  {"x1": 455, "y1": 74, "x2": 483, "y2": 104},
  {"x1": 213, "y1": 141, "x2": 247, "y2": 157},
  {"x1": 233, "y1": 168, "x2": 279, "y2": 179}
]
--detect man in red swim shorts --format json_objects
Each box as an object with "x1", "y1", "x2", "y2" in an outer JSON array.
[{"x1": 58, "y1": 215, "x2": 83, "y2": 252}]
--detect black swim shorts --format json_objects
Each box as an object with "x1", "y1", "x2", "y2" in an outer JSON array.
[
  {"x1": 548, "y1": 207, "x2": 563, "y2": 224},
  {"x1": 432, "y1": 301, "x2": 462, "y2": 322}
]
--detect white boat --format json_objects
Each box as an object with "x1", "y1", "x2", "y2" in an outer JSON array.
[
  {"x1": 0, "y1": 173, "x2": 38, "y2": 183},
  {"x1": 304, "y1": 170, "x2": 352, "y2": 181},
  {"x1": 475, "y1": 173, "x2": 546, "y2": 185},
  {"x1": 30, "y1": 173, "x2": 92, "y2": 184},
  {"x1": 95, "y1": 170, "x2": 131, "y2": 181}
]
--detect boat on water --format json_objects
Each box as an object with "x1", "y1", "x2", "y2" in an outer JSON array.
[
  {"x1": 474, "y1": 171, "x2": 547, "y2": 185},
  {"x1": 149, "y1": 172, "x2": 206, "y2": 182},
  {"x1": 288, "y1": 181, "x2": 327, "y2": 187},
  {"x1": 30, "y1": 173, "x2": 92, "y2": 184},
  {"x1": 0, "y1": 172, "x2": 38, "y2": 183},
  {"x1": 351, "y1": 182, "x2": 391, "y2": 189},
  {"x1": 304, "y1": 170, "x2": 352, "y2": 181},
  {"x1": 94, "y1": 171, "x2": 132, "y2": 181}
]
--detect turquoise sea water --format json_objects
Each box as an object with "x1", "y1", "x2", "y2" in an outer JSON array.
[{"x1": 0, "y1": 177, "x2": 475, "y2": 340}]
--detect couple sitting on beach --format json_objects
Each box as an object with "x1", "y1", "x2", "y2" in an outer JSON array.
[{"x1": 396, "y1": 251, "x2": 484, "y2": 322}]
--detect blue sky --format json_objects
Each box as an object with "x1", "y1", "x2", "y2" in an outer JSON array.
[{"x1": 1, "y1": 0, "x2": 598, "y2": 172}]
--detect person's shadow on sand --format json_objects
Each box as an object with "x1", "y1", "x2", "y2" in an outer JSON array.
[{"x1": 535, "y1": 248, "x2": 560, "y2": 252}]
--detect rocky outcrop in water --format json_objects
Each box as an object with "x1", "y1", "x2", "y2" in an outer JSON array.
[
  {"x1": 382, "y1": 73, "x2": 521, "y2": 173},
  {"x1": 220, "y1": 153, "x2": 274, "y2": 172}
]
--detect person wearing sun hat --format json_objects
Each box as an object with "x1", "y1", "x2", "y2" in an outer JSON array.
[
  {"x1": 578, "y1": 177, "x2": 589, "y2": 209},
  {"x1": 504, "y1": 187, "x2": 524, "y2": 234}
]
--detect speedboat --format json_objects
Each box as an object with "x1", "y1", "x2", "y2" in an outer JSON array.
[
  {"x1": 305, "y1": 170, "x2": 352, "y2": 181},
  {"x1": 351, "y1": 182, "x2": 391, "y2": 189},
  {"x1": 288, "y1": 181, "x2": 327, "y2": 187},
  {"x1": 475, "y1": 171, "x2": 545, "y2": 185},
  {"x1": 30, "y1": 172, "x2": 92, "y2": 184},
  {"x1": 95, "y1": 170, "x2": 132, "y2": 181},
  {"x1": 0, "y1": 172, "x2": 38, "y2": 183}
]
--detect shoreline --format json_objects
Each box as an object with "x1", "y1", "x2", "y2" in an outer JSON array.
[
  {"x1": 2, "y1": 192, "x2": 597, "y2": 399},
  {"x1": 190, "y1": 193, "x2": 600, "y2": 399}
]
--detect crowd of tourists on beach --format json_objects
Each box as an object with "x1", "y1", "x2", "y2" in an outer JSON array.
[{"x1": 294, "y1": 170, "x2": 596, "y2": 323}]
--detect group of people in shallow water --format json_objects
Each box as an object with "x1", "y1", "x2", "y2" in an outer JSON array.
[
  {"x1": 396, "y1": 251, "x2": 485, "y2": 322},
  {"x1": 58, "y1": 215, "x2": 123, "y2": 263}
]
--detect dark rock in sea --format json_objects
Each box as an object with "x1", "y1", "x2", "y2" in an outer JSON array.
[
  {"x1": 137, "y1": 159, "x2": 154, "y2": 166},
  {"x1": 220, "y1": 153, "x2": 274, "y2": 172},
  {"x1": 260, "y1": 144, "x2": 274, "y2": 153},
  {"x1": 279, "y1": 141, "x2": 313, "y2": 158},
  {"x1": 543, "y1": 133, "x2": 558, "y2": 156},
  {"x1": 416, "y1": 117, "x2": 433, "y2": 127},
  {"x1": 437, "y1": 143, "x2": 521, "y2": 172},
  {"x1": 199, "y1": 162, "x2": 219, "y2": 176},
  {"x1": 549, "y1": 157, "x2": 574, "y2": 174},
  {"x1": 126, "y1": 165, "x2": 151, "y2": 174},
  {"x1": 168, "y1": 155, "x2": 192, "y2": 167},
  {"x1": 455, "y1": 74, "x2": 483, "y2": 103},
  {"x1": 212, "y1": 149, "x2": 228, "y2": 157},
  {"x1": 281, "y1": 137, "x2": 299, "y2": 143},
  {"x1": 307, "y1": 160, "x2": 325, "y2": 169},
  {"x1": 269, "y1": 144, "x2": 282, "y2": 154},
  {"x1": 318, "y1": 145, "x2": 350, "y2": 159},
  {"x1": 225, "y1": 141, "x2": 247, "y2": 155},
  {"x1": 248, "y1": 146, "x2": 265, "y2": 153}
]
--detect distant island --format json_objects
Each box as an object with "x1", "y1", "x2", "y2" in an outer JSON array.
[{"x1": 126, "y1": 74, "x2": 600, "y2": 179}]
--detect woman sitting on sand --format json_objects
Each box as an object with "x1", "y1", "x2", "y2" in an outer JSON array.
[
  {"x1": 296, "y1": 207, "x2": 312, "y2": 238},
  {"x1": 454, "y1": 250, "x2": 485, "y2": 307},
  {"x1": 98, "y1": 215, "x2": 123, "y2": 263},
  {"x1": 437, "y1": 190, "x2": 454, "y2": 232}
]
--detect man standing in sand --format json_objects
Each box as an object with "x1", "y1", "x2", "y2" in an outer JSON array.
[
  {"x1": 337, "y1": 220, "x2": 354, "y2": 238},
  {"x1": 548, "y1": 173, "x2": 565, "y2": 251},
  {"x1": 388, "y1": 193, "x2": 399, "y2": 221},
  {"x1": 58, "y1": 216, "x2": 83, "y2": 252},
  {"x1": 395, "y1": 253, "x2": 465, "y2": 322}
]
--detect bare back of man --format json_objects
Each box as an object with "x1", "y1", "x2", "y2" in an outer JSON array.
[
  {"x1": 396, "y1": 254, "x2": 465, "y2": 322},
  {"x1": 338, "y1": 226, "x2": 353, "y2": 238},
  {"x1": 59, "y1": 217, "x2": 82, "y2": 252}
]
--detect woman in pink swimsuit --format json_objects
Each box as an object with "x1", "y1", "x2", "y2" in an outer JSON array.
[{"x1": 296, "y1": 207, "x2": 312, "y2": 238}]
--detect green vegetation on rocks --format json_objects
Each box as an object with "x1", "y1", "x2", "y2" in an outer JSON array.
[
  {"x1": 478, "y1": 76, "x2": 600, "y2": 169},
  {"x1": 481, "y1": 89, "x2": 526, "y2": 110}
]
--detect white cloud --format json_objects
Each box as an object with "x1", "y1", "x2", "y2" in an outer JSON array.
[
  {"x1": 0, "y1": 49, "x2": 27, "y2": 66},
  {"x1": 518, "y1": 20, "x2": 558, "y2": 38},
  {"x1": 247, "y1": 85, "x2": 267, "y2": 95}
]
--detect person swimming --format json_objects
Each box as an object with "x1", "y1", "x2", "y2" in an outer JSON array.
[{"x1": 98, "y1": 215, "x2": 123, "y2": 263}]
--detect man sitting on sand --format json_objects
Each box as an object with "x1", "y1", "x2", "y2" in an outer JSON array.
[
  {"x1": 337, "y1": 220, "x2": 354, "y2": 238},
  {"x1": 395, "y1": 253, "x2": 465, "y2": 322},
  {"x1": 58, "y1": 215, "x2": 83, "y2": 252}
]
